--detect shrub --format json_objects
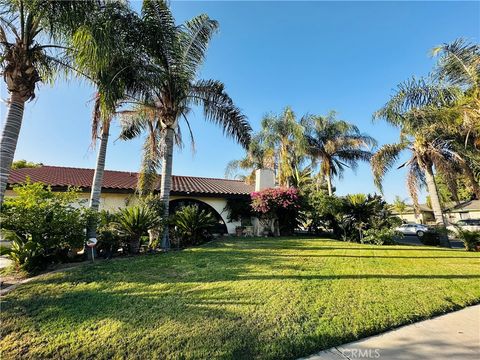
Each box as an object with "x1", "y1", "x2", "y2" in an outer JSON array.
[
  {"x1": 300, "y1": 189, "x2": 343, "y2": 235},
  {"x1": 114, "y1": 205, "x2": 162, "y2": 254},
  {"x1": 96, "y1": 211, "x2": 123, "y2": 259},
  {"x1": 1, "y1": 182, "x2": 89, "y2": 272},
  {"x1": 172, "y1": 205, "x2": 216, "y2": 246},
  {"x1": 419, "y1": 231, "x2": 440, "y2": 246},
  {"x1": 361, "y1": 228, "x2": 401, "y2": 245},
  {"x1": 251, "y1": 187, "x2": 300, "y2": 236},
  {"x1": 338, "y1": 194, "x2": 398, "y2": 243},
  {"x1": 456, "y1": 228, "x2": 480, "y2": 251}
]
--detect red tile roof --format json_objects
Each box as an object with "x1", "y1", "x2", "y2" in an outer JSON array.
[{"x1": 8, "y1": 166, "x2": 254, "y2": 196}]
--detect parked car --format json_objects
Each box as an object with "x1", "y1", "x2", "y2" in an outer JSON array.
[
  {"x1": 395, "y1": 223, "x2": 430, "y2": 237},
  {"x1": 447, "y1": 219, "x2": 480, "y2": 236}
]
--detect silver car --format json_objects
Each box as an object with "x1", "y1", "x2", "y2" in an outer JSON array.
[
  {"x1": 447, "y1": 219, "x2": 480, "y2": 236},
  {"x1": 395, "y1": 223, "x2": 429, "y2": 237}
]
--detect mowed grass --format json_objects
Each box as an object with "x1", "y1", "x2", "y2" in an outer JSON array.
[{"x1": 1, "y1": 237, "x2": 479, "y2": 359}]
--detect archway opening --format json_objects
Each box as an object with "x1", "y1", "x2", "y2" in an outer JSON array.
[{"x1": 169, "y1": 198, "x2": 228, "y2": 234}]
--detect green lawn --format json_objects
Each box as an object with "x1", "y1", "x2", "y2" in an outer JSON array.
[{"x1": 1, "y1": 237, "x2": 479, "y2": 359}]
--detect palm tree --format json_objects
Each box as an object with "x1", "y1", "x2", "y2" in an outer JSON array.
[
  {"x1": 392, "y1": 196, "x2": 408, "y2": 221},
  {"x1": 0, "y1": 0, "x2": 96, "y2": 205},
  {"x1": 70, "y1": 3, "x2": 144, "y2": 238},
  {"x1": 120, "y1": 1, "x2": 251, "y2": 249},
  {"x1": 259, "y1": 107, "x2": 306, "y2": 187},
  {"x1": 432, "y1": 38, "x2": 479, "y2": 145},
  {"x1": 225, "y1": 136, "x2": 275, "y2": 184},
  {"x1": 373, "y1": 76, "x2": 480, "y2": 224},
  {"x1": 302, "y1": 112, "x2": 377, "y2": 196},
  {"x1": 371, "y1": 135, "x2": 469, "y2": 230}
]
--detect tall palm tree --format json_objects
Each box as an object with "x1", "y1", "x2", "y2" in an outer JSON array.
[
  {"x1": 70, "y1": 2, "x2": 144, "y2": 237},
  {"x1": 371, "y1": 135, "x2": 467, "y2": 229},
  {"x1": 0, "y1": 0, "x2": 96, "y2": 205},
  {"x1": 120, "y1": 1, "x2": 251, "y2": 249},
  {"x1": 373, "y1": 76, "x2": 480, "y2": 221},
  {"x1": 259, "y1": 107, "x2": 306, "y2": 187},
  {"x1": 302, "y1": 112, "x2": 376, "y2": 196}
]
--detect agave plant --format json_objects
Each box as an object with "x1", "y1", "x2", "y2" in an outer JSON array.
[{"x1": 114, "y1": 205, "x2": 162, "y2": 254}]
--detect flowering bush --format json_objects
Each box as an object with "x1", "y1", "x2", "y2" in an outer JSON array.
[{"x1": 251, "y1": 187, "x2": 300, "y2": 235}]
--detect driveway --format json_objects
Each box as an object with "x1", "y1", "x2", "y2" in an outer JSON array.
[{"x1": 396, "y1": 235, "x2": 465, "y2": 249}]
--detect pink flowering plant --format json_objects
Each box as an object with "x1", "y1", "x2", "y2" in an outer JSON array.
[{"x1": 250, "y1": 187, "x2": 300, "y2": 235}]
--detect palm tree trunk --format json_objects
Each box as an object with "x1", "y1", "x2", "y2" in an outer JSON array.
[
  {"x1": 424, "y1": 164, "x2": 445, "y2": 225},
  {"x1": 87, "y1": 123, "x2": 110, "y2": 239},
  {"x1": 424, "y1": 163, "x2": 451, "y2": 248},
  {"x1": 326, "y1": 173, "x2": 333, "y2": 196},
  {"x1": 0, "y1": 93, "x2": 26, "y2": 206},
  {"x1": 160, "y1": 127, "x2": 174, "y2": 250},
  {"x1": 463, "y1": 164, "x2": 480, "y2": 199}
]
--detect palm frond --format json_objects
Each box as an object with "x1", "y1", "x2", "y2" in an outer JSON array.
[
  {"x1": 371, "y1": 142, "x2": 408, "y2": 192},
  {"x1": 189, "y1": 79, "x2": 251, "y2": 148}
]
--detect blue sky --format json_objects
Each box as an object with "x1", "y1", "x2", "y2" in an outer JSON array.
[{"x1": 1, "y1": 1, "x2": 479, "y2": 202}]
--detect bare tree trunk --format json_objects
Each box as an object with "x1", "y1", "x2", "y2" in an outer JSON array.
[
  {"x1": 160, "y1": 127, "x2": 174, "y2": 250},
  {"x1": 87, "y1": 123, "x2": 110, "y2": 240},
  {"x1": 0, "y1": 93, "x2": 25, "y2": 206},
  {"x1": 326, "y1": 173, "x2": 333, "y2": 196},
  {"x1": 424, "y1": 163, "x2": 451, "y2": 248}
]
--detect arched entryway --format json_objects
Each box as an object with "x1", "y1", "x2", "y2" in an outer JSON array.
[{"x1": 169, "y1": 198, "x2": 228, "y2": 234}]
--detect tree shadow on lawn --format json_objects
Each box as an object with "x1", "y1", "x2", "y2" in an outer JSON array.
[{"x1": 1, "y1": 284, "x2": 266, "y2": 359}]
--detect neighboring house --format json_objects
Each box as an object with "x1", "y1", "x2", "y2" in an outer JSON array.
[
  {"x1": 6, "y1": 165, "x2": 258, "y2": 235},
  {"x1": 391, "y1": 200, "x2": 480, "y2": 225},
  {"x1": 390, "y1": 204, "x2": 435, "y2": 224},
  {"x1": 444, "y1": 200, "x2": 480, "y2": 223}
]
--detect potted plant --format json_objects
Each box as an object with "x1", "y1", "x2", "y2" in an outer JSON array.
[{"x1": 235, "y1": 226, "x2": 244, "y2": 237}]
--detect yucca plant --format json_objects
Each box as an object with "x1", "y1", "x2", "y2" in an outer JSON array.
[
  {"x1": 114, "y1": 205, "x2": 162, "y2": 254},
  {"x1": 172, "y1": 205, "x2": 216, "y2": 246}
]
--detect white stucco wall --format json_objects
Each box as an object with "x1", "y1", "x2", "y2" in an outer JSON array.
[
  {"x1": 446, "y1": 210, "x2": 480, "y2": 223},
  {"x1": 4, "y1": 189, "x2": 240, "y2": 234}
]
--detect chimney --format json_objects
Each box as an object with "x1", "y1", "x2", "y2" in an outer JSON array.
[{"x1": 255, "y1": 169, "x2": 275, "y2": 191}]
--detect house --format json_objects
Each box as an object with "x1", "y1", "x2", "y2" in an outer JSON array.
[
  {"x1": 6, "y1": 165, "x2": 274, "y2": 235},
  {"x1": 390, "y1": 204, "x2": 435, "y2": 224},
  {"x1": 444, "y1": 200, "x2": 480, "y2": 223},
  {"x1": 391, "y1": 200, "x2": 480, "y2": 225}
]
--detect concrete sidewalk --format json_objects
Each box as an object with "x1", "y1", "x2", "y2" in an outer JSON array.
[{"x1": 301, "y1": 305, "x2": 480, "y2": 360}]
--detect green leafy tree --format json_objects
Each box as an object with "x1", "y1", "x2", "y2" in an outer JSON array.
[
  {"x1": 302, "y1": 112, "x2": 376, "y2": 196},
  {"x1": 0, "y1": 0, "x2": 97, "y2": 205},
  {"x1": 120, "y1": 1, "x2": 251, "y2": 249},
  {"x1": 11, "y1": 159, "x2": 42, "y2": 169}
]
